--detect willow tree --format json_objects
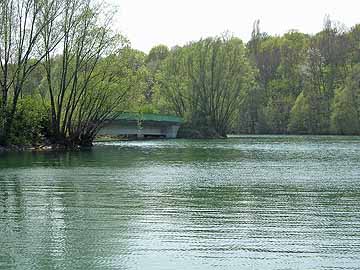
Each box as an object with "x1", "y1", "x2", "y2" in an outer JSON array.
[
  {"x1": 0, "y1": 0, "x2": 61, "y2": 145},
  {"x1": 39, "y1": 0, "x2": 132, "y2": 147},
  {"x1": 159, "y1": 35, "x2": 255, "y2": 137}
]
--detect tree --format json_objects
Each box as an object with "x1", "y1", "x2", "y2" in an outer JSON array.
[
  {"x1": 142, "y1": 45, "x2": 170, "y2": 106},
  {"x1": 159, "y1": 35, "x2": 255, "y2": 137},
  {"x1": 288, "y1": 92, "x2": 312, "y2": 134},
  {"x1": 289, "y1": 45, "x2": 330, "y2": 134},
  {"x1": 236, "y1": 83, "x2": 267, "y2": 134},
  {"x1": 346, "y1": 24, "x2": 360, "y2": 66},
  {"x1": 245, "y1": 25, "x2": 310, "y2": 134},
  {"x1": 146, "y1": 44, "x2": 170, "y2": 72},
  {"x1": 263, "y1": 32, "x2": 309, "y2": 133},
  {"x1": 156, "y1": 45, "x2": 190, "y2": 117},
  {"x1": 331, "y1": 65, "x2": 360, "y2": 135},
  {"x1": 0, "y1": 0, "x2": 61, "y2": 145},
  {"x1": 40, "y1": 0, "x2": 130, "y2": 146}
]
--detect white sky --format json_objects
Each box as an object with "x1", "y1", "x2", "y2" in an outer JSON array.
[{"x1": 113, "y1": 0, "x2": 360, "y2": 53}]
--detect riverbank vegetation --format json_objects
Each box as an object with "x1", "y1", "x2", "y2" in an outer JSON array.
[
  {"x1": 1, "y1": 1, "x2": 359, "y2": 148},
  {"x1": 0, "y1": 0, "x2": 144, "y2": 148},
  {"x1": 153, "y1": 19, "x2": 360, "y2": 137}
]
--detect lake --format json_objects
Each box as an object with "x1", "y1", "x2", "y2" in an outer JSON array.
[{"x1": 1, "y1": 135, "x2": 360, "y2": 270}]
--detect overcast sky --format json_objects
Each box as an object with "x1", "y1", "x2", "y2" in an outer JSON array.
[{"x1": 114, "y1": 0, "x2": 360, "y2": 53}]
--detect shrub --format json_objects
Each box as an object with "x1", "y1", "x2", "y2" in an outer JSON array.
[{"x1": 9, "y1": 96, "x2": 49, "y2": 146}]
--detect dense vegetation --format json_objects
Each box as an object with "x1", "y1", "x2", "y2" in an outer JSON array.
[
  {"x1": 146, "y1": 18, "x2": 360, "y2": 137},
  {"x1": 149, "y1": 19, "x2": 360, "y2": 137},
  {"x1": 1, "y1": 0, "x2": 359, "y2": 148},
  {"x1": 0, "y1": 0, "x2": 145, "y2": 147}
]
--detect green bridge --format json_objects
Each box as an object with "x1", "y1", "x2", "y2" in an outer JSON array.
[{"x1": 98, "y1": 113, "x2": 183, "y2": 139}]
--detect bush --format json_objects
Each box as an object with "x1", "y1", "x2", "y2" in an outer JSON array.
[{"x1": 9, "y1": 97, "x2": 49, "y2": 146}]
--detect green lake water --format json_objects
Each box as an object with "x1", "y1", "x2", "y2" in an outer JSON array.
[{"x1": 1, "y1": 135, "x2": 360, "y2": 269}]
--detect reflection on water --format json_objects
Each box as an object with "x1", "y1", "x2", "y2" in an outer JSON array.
[{"x1": 1, "y1": 135, "x2": 360, "y2": 269}]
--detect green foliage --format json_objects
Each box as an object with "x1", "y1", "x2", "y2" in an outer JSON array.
[
  {"x1": 9, "y1": 97, "x2": 48, "y2": 146},
  {"x1": 288, "y1": 92, "x2": 312, "y2": 134},
  {"x1": 265, "y1": 94, "x2": 295, "y2": 134},
  {"x1": 331, "y1": 65, "x2": 360, "y2": 135},
  {"x1": 293, "y1": 47, "x2": 332, "y2": 134},
  {"x1": 236, "y1": 84, "x2": 267, "y2": 134},
  {"x1": 146, "y1": 44, "x2": 170, "y2": 72},
  {"x1": 102, "y1": 48, "x2": 149, "y2": 112},
  {"x1": 242, "y1": 18, "x2": 360, "y2": 135},
  {"x1": 157, "y1": 35, "x2": 256, "y2": 137},
  {"x1": 156, "y1": 45, "x2": 191, "y2": 116},
  {"x1": 245, "y1": 25, "x2": 311, "y2": 134},
  {"x1": 347, "y1": 24, "x2": 360, "y2": 65},
  {"x1": 2, "y1": 13, "x2": 360, "y2": 145}
]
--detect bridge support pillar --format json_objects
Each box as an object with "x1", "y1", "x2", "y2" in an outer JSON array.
[{"x1": 165, "y1": 125, "x2": 180, "y2": 139}]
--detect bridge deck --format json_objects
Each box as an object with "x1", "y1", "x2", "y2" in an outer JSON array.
[{"x1": 98, "y1": 113, "x2": 182, "y2": 139}]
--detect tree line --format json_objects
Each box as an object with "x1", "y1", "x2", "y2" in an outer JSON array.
[
  {"x1": 1, "y1": 1, "x2": 359, "y2": 148},
  {"x1": 146, "y1": 18, "x2": 360, "y2": 137},
  {"x1": 0, "y1": 0, "x2": 146, "y2": 147}
]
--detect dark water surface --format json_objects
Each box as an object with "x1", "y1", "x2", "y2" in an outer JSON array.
[{"x1": 1, "y1": 136, "x2": 360, "y2": 270}]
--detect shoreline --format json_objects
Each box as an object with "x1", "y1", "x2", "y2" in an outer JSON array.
[
  {"x1": 0, "y1": 144, "x2": 56, "y2": 153},
  {"x1": 1, "y1": 134, "x2": 359, "y2": 154},
  {"x1": 0, "y1": 144, "x2": 88, "y2": 153}
]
